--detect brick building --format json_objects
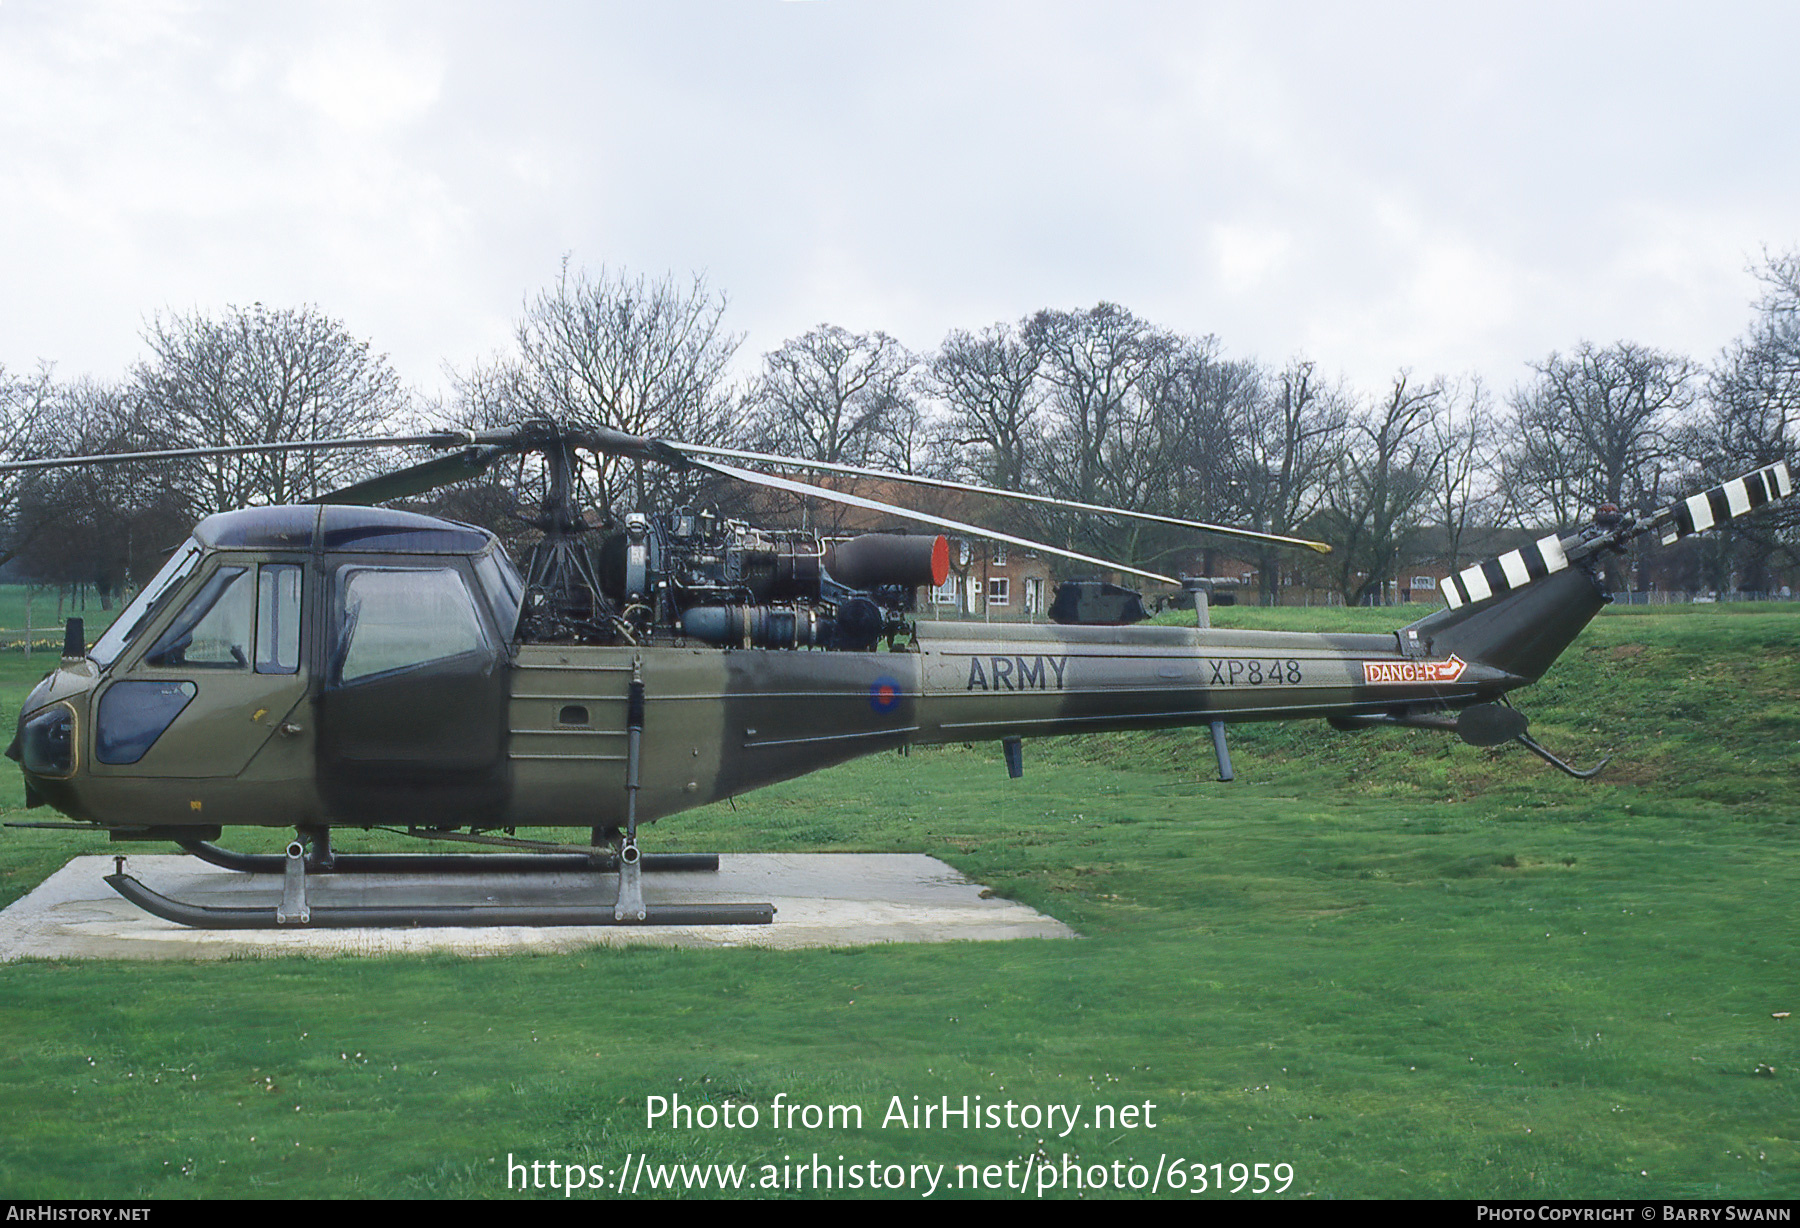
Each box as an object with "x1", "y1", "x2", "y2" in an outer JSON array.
[{"x1": 918, "y1": 537, "x2": 1056, "y2": 621}]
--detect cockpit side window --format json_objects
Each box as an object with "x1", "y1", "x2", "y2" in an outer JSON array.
[
  {"x1": 334, "y1": 565, "x2": 490, "y2": 684},
  {"x1": 256, "y1": 564, "x2": 303, "y2": 674},
  {"x1": 144, "y1": 566, "x2": 253, "y2": 669}
]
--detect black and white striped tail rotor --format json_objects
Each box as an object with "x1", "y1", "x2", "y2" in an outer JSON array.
[
  {"x1": 1654, "y1": 462, "x2": 1793, "y2": 545},
  {"x1": 1441, "y1": 461, "x2": 1794, "y2": 612},
  {"x1": 1441, "y1": 534, "x2": 1572, "y2": 611}
]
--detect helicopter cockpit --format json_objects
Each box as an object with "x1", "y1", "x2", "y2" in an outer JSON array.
[{"x1": 13, "y1": 505, "x2": 525, "y2": 832}]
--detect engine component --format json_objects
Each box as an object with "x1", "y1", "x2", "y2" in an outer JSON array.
[
  {"x1": 823, "y1": 533, "x2": 950, "y2": 591},
  {"x1": 583, "y1": 511, "x2": 946, "y2": 651}
]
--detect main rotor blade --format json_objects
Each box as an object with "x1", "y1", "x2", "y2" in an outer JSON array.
[
  {"x1": 0, "y1": 433, "x2": 457, "y2": 475},
  {"x1": 312, "y1": 446, "x2": 511, "y2": 505},
  {"x1": 0, "y1": 420, "x2": 697, "y2": 477},
  {"x1": 689, "y1": 458, "x2": 1180, "y2": 586},
  {"x1": 670, "y1": 442, "x2": 1332, "y2": 555}
]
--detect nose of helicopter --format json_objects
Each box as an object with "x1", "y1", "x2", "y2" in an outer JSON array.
[{"x1": 8, "y1": 655, "x2": 102, "y2": 807}]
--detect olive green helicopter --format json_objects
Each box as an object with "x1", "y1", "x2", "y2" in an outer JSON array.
[{"x1": 2, "y1": 421, "x2": 1791, "y2": 928}]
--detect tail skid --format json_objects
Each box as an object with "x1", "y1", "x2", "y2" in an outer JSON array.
[
  {"x1": 1513, "y1": 731, "x2": 1611, "y2": 780},
  {"x1": 1332, "y1": 702, "x2": 1613, "y2": 778}
]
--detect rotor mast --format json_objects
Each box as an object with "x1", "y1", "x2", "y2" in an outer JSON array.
[{"x1": 520, "y1": 422, "x2": 613, "y2": 640}]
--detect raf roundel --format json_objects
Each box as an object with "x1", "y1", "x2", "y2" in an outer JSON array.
[{"x1": 869, "y1": 675, "x2": 904, "y2": 714}]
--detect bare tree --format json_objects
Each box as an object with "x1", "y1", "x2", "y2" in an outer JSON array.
[
  {"x1": 1504, "y1": 341, "x2": 1694, "y2": 590},
  {"x1": 1505, "y1": 341, "x2": 1692, "y2": 525},
  {"x1": 0, "y1": 362, "x2": 60, "y2": 569},
  {"x1": 1236, "y1": 358, "x2": 1349, "y2": 603},
  {"x1": 1322, "y1": 373, "x2": 1445, "y2": 604},
  {"x1": 876, "y1": 392, "x2": 952, "y2": 479},
  {"x1": 1009, "y1": 303, "x2": 1186, "y2": 571},
  {"x1": 745, "y1": 325, "x2": 917, "y2": 467},
  {"x1": 11, "y1": 379, "x2": 189, "y2": 602},
  {"x1": 0, "y1": 362, "x2": 54, "y2": 455},
  {"x1": 1065, "y1": 336, "x2": 1257, "y2": 571},
  {"x1": 1425, "y1": 378, "x2": 1502, "y2": 577},
  {"x1": 512, "y1": 263, "x2": 742, "y2": 509},
  {"x1": 738, "y1": 325, "x2": 923, "y2": 534},
  {"x1": 133, "y1": 303, "x2": 405, "y2": 512},
  {"x1": 397, "y1": 357, "x2": 543, "y2": 547},
  {"x1": 1150, "y1": 340, "x2": 1262, "y2": 573},
  {"x1": 1682, "y1": 251, "x2": 1800, "y2": 588},
  {"x1": 919, "y1": 321, "x2": 1045, "y2": 491},
  {"x1": 1706, "y1": 251, "x2": 1800, "y2": 471},
  {"x1": 1023, "y1": 303, "x2": 1175, "y2": 509}
]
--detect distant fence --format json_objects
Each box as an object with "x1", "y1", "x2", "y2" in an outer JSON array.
[
  {"x1": 1343, "y1": 589, "x2": 1797, "y2": 609},
  {"x1": 1607, "y1": 590, "x2": 1797, "y2": 606},
  {"x1": 917, "y1": 604, "x2": 1049, "y2": 623},
  {"x1": 0, "y1": 584, "x2": 123, "y2": 655},
  {"x1": 0, "y1": 626, "x2": 122, "y2": 656}
]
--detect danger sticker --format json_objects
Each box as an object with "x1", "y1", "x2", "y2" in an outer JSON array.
[{"x1": 1363, "y1": 655, "x2": 1467, "y2": 685}]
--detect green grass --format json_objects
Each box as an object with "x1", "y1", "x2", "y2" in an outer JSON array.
[
  {"x1": 0, "y1": 584, "x2": 122, "y2": 653},
  {"x1": 0, "y1": 607, "x2": 1795, "y2": 1199}
]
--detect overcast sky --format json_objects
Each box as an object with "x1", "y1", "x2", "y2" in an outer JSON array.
[{"x1": 3, "y1": 0, "x2": 1798, "y2": 410}]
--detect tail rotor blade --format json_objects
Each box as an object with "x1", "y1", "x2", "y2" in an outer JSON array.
[
  {"x1": 1441, "y1": 534, "x2": 1571, "y2": 610},
  {"x1": 1440, "y1": 461, "x2": 1795, "y2": 611},
  {"x1": 1655, "y1": 462, "x2": 1793, "y2": 545}
]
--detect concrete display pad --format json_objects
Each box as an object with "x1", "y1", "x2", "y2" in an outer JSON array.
[{"x1": 0, "y1": 854, "x2": 1077, "y2": 960}]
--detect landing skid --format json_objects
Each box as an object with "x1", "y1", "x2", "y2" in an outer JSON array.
[
  {"x1": 104, "y1": 828, "x2": 772, "y2": 929},
  {"x1": 177, "y1": 839, "x2": 720, "y2": 875},
  {"x1": 104, "y1": 867, "x2": 774, "y2": 929}
]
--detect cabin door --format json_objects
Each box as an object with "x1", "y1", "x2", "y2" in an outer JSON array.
[
  {"x1": 315, "y1": 562, "x2": 509, "y2": 825},
  {"x1": 92, "y1": 560, "x2": 310, "y2": 780}
]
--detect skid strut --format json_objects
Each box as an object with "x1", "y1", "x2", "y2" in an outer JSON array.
[
  {"x1": 278, "y1": 841, "x2": 309, "y2": 925},
  {"x1": 104, "y1": 834, "x2": 773, "y2": 928},
  {"x1": 615, "y1": 664, "x2": 649, "y2": 922},
  {"x1": 105, "y1": 846, "x2": 770, "y2": 927}
]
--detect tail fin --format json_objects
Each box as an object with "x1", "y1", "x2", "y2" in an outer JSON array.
[
  {"x1": 1407, "y1": 462, "x2": 1794, "y2": 686},
  {"x1": 1410, "y1": 566, "x2": 1608, "y2": 686}
]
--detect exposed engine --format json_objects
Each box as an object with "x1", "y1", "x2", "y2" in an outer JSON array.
[{"x1": 518, "y1": 507, "x2": 949, "y2": 650}]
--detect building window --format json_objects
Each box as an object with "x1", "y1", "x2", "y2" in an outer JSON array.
[
  {"x1": 988, "y1": 578, "x2": 1010, "y2": 606},
  {"x1": 932, "y1": 575, "x2": 958, "y2": 605},
  {"x1": 992, "y1": 544, "x2": 1007, "y2": 566},
  {"x1": 1411, "y1": 575, "x2": 1436, "y2": 590},
  {"x1": 957, "y1": 539, "x2": 973, "y2": 566}
]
